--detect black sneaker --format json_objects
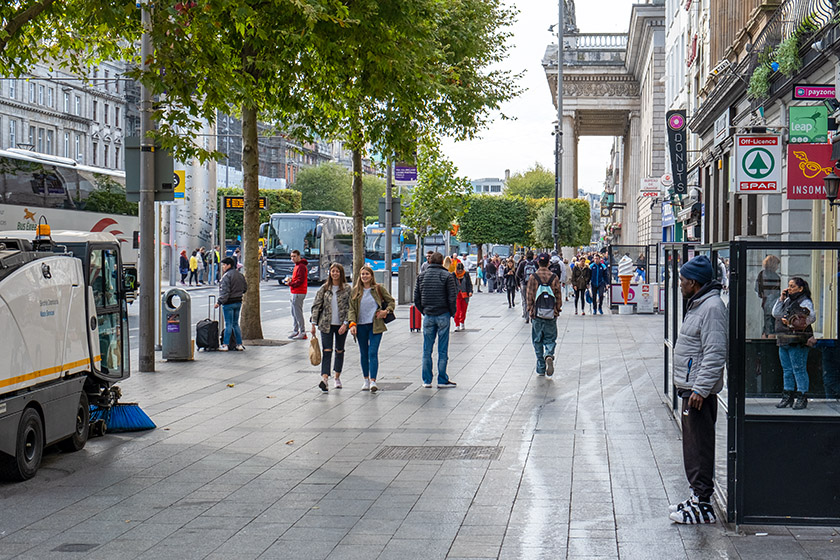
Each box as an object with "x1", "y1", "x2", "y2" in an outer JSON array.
[
  {"x1": 669, "y1": 501, "x2": 716, "y2": 524},
  {"x1": 318, "y1": 380, "x2": 328, "y2": 393},
  {"x1": 438, "y1": 381, "x2": 457, "y2": 388}
]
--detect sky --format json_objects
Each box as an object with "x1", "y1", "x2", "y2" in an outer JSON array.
[{"x1": 442, "y1": 0, "x2": 635, "y2": 195}]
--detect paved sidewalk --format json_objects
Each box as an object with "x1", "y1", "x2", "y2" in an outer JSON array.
[{"x1": 1, "y1": 291, "x2": 838, "y2": 559}]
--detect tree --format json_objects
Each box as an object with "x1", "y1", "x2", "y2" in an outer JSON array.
[
  {"x1": 531, "y1": 198, "x2": 593, "y2": 248},
  {"x1": 295, "y1": 163, "x2": 352, "y2": 215},
  {"x1": 402, "y1": 140, "x2": 471, "y2": 253},
  {"x1": 362, "y1": 174, "x2": 386, "y2": 221},
  {"x1": 0, "y1": 1, "x2": 138, "y2": 76},
  {"x1": 505, "y1": 163, "x2": 555, "y2": 199},
  {"x1": 457, "y1": 195, "x2": 530, "y2": 261},
  {"x1": 302, "y1": 0, "x2": 520, "y2": 276},
  {"x1": 85, "y1": 175, "x2": 138, "y2": 216}
]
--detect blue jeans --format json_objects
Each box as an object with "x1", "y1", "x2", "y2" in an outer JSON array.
[
  {"x1": 356, "y1": 323, "x2": 382, "y2": 380},
  {"x1": 422, "y1": 313, "x2": 451, "y2": 385},
  {"x1": 531, "y1": 317, "x2": 557, "y2": 374},
  {"x1": 222, "y1": 302, "x2": 242, "y2": 346},
  {"x1": 779, "y1": 345, "x2": 810, "y2": 393}
]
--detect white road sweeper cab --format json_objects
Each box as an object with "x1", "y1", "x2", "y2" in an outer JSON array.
[{"x1": 0, "y1": 224, "x2": 136, "y2": 480}]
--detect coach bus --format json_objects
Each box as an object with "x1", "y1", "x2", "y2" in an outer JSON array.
[
  {"x1": 364, "y1": 223, "x2": 405, "y2": 273},
  {"x1": 0, "y1": 148, "x2": 138, "y2": 266},
  {"x1": 262, "y1": 211, "x2": 353, "y2": 284}
]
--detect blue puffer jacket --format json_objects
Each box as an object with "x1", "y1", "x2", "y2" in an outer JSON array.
[{"x1": 673, "y1": 282, "x2": 728, "y2": 398}]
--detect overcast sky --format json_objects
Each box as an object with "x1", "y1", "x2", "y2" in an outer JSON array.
[{"x1": 442, "y1": 0, "x2": 635, "y2": 194}]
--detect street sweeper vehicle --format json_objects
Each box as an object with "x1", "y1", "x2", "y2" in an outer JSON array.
[{"x1": 0, "y1": 225, "x2": 147, "y2": 481}]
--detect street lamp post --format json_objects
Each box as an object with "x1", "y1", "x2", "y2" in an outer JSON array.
[{"x1": 553, "y1": 0, "x2": 564, "y2": 252}]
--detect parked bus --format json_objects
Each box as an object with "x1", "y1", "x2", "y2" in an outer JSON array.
[
  {"x1": 364, "y1": 223, "x2": 404, "y2": 273},
  {"x1": 0, "y1": 148, "x2": 138, "y2": 266},
  {"x1": 261, "y1": 211, "x2": 353, "y2": 284}
]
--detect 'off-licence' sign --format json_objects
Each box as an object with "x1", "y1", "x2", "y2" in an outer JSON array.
[{"x1": 734, "y1": 134, "x2": 782, "y2": 194}]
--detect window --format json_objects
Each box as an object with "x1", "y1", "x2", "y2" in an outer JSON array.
[
  {"x1": 104, "y1": 70, "x2": 109, "y2": 91},
  {"x1": 8, "y1": 80, "x2": 15, "y2": 99},
  {"x1": 64, "y1": 92, "x2": 70, "y2": 112},
  {"x1": 104, "y1": 103, "x2": 109, "y2": 125},
  {"x1": 104, "y1": 145, "x2": 109, "y2": 168},
  {"x1": 37, "y1": 128, "x2": 44, "y2": 152},
  {"x1": 114, "y1": 147, "x2": 120, "y2": 169},
  {"x1": 46, "y1": 130, "x2": 53, "y2": 154},
  {"x1": 38, "y1": 85, "x2": 44, "y2": 105},
  {"x1": 75, "y1": 96, "x2": 81, "y2": 115},
  {"x1": 47, "y1": 87, "x2": 53, "y2": 108},
  {"x1": 115, "y1": 74, "x2": 120, "y2": 94},
  {"x1": 29, "y1": 82, "x2": 35, "y2": 102},
  {"x1": 93, "y1": 100, "x2": 98, "y2": 121},
  {"x1": 75, "y1": 134, "x2": 81, "y2": 161},
  {"x1": 28, "y1": 125, "x2": 34, "y2": 145},
  {"x1": 64, "y1": 132, "x2": 70, "y2": 157},
  {"x1": 92, "y1": 142, "x2": 98, "y2": 165},
  {"x1": 9, "y1": 120, "x2": 16, "y2": 148},
  {"x1": 114, "y1": 107, "x2": 120, "y2": 128}
]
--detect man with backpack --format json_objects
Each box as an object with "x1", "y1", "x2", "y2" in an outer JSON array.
[
  {"x1": 516, "y1": 250, "x2": 538, "y2": 323},
  {"x1": 589, "y1": 254, "x2": 609, "y2": 315},
  {"x1": 526, "y1": 253, "x2": 563, "y2": 376}
]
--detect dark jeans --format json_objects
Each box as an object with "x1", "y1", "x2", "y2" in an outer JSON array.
[
  {"x1": 320, "y1": 325, "x2": 347, "y2": 377},
  {"x1": 574, "y1": 288, "x2": 585, "y2": 312},
  {"x1": 590, "y1": 284, "x2": 605, "y2": 312},
  {"x1": 506, "y1": 286, "x2": 516, "y2": 306},
  {"x1": 355, "y1": 323, "x2": 382, "y2": 380},
  {"x1": 188, "y1": 270, "x2": 198, "y2": 285},
  {"x1": 681, "y1": 393, "x2": 718, "y2": 502}
]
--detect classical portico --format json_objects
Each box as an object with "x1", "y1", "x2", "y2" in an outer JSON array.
[{"x1": 543, "y1": 2, "x2": 665, "y2": 246}]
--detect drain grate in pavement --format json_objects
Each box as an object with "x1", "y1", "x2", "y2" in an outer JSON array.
[
  {"x1": 373, "y1": 445, "x2": 503, "y2": 461},
  {"x1": 373, "y1": 382, "x2": 412, "y2": 391},
  {"x1": 53, "y1": 544, "x2": 99, "y2": 553}
]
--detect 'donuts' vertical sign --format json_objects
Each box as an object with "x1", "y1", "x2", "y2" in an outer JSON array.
[{"x1": 666, "y1": 110, "x2": 687, "y2": 195}]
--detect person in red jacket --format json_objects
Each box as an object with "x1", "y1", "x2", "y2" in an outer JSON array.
[{"x1": 285, "y1": 249, "x2": 309, "y2": 339}]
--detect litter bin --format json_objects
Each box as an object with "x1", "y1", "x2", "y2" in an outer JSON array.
[
  {"x1": 398, "y1": 261, "x2": 416, "y2": 304},
  {"x1": 162, "y1": 288, "x2": 193, "y2": 361}
]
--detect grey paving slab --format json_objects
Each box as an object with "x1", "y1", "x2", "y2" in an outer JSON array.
[{"x1": 1, "y1": 290, "x2": 833, "y2": 559}]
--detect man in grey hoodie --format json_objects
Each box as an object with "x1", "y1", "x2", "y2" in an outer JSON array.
[{"x1": 669, "y1": 255, "x2": 727, "y2": 524}]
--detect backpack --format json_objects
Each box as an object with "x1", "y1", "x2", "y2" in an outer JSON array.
[
  {"x1": 534, "y1": 275, "x2": 557, "y2": 319},
  {"x1": 523, "y1": 260, "x2": 537, "y2": 283}
]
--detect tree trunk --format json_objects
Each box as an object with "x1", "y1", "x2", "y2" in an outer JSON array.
[
  {"x1": 239, "y1": 102, "x2": 263, "y2": 340},
  {"x1": 476, "y1": 243, "x2": 483, "y2": 266},
  {"x1": 352, "y1": 147, "x2": 364, "y2": 278}
]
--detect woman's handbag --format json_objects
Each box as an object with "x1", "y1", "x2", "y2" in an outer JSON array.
[
  {"x1": 309, "y1": 337, "x2": 322, "y2": 366},
  {"x1": 376, "y1": 286, "x2": 396, "y2": 323},
  {"x1": 785, "y1": 306, "x2": 810, "y2": 331}
]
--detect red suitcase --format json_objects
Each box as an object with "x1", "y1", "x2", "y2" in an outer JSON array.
[{"x1": 409, "y1": 305, "x2": 423, "y2": 332}]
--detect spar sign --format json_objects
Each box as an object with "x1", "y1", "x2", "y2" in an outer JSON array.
[{"x1": 734, "y1": 134, "x2": 782, "y2": 194}]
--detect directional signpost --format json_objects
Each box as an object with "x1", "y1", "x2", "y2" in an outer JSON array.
[{"x1": 734, "y1": 134, "x2": 782, "y2": 194}]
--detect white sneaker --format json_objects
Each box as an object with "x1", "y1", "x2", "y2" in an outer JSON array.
[
  {"x1": 288, "y1": 331, "x2": 299, "y2": 339},
  {"x1": 361, "y1": 379, "x2": 370, "y2": 391},
  {"x1": 219, "y1": 344, "x2": 229, "y2": 352},
  {"x1": 669, "y1": 492, "x2": 699, "y2": 513},
  {"x1": 334, "y1": 378, "x2": 342, "y2": 389},
  {"x1": 293, "y1": 332, "x2": 308, "y2": 340},
  {"x1": 422, "y1": 383, "x2": 433, "y2": 388},
  {"x1": 545, "y1": 356, "x2": 554, "y2": 377},
  {"x1": 669, "y1": 500, "x2": 716, "y2": 524},
  {"x1": 235, "y1": 344, "x2": 245, "y2": 351},
  {"x1": 369, "y1": 381, "x2": 378, "y2": 393}
]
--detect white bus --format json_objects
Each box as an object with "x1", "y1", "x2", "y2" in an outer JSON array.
[{"x1": 0, "y1": 148, "x2": 139, "y2": 265}]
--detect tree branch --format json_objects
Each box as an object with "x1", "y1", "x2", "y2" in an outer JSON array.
[{"x1": 0, "y1": 0, "x2": 58, "y2": 56}]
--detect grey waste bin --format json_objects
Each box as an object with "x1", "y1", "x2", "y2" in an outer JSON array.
[
  {"x1": 162, "y1": 288, "x2": 193, "y2": 361},
  {"x1": 398, "y1": 261, "x2": 416, "y2": 304}
]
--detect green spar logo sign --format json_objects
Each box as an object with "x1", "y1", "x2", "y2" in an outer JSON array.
[{"x1": 742, "y1": 148, "x2": 774, "y2": 179}]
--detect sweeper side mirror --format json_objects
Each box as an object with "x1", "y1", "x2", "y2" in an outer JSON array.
[{"x1": 123, "y1": 266, "x2": 138, "y2": 294}]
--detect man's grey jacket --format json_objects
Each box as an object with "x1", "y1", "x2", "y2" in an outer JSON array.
[{"x1": 673, "y1": 282, "x2": 728, "y2": 398}]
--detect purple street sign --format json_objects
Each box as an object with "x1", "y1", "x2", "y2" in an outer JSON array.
[
  {"x1": 792, "y1": 84, "x2": 835, "y2": 100},
  {"x1": 394, "y1": 163, "x2": 417, "y2": 182}
]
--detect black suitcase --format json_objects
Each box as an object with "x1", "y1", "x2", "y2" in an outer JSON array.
[{"x1": 196, "y1": 296, "x2": 220, "y2": 351}]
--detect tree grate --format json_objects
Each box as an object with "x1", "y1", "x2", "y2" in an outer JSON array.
[
  {"x1": 373, "y1": 445, "x2": 503, "y2": 461},
  {"x1": 53, "y1": 544, "x2": 100, "y2": 553}
]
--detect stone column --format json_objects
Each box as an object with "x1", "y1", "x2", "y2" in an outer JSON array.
[
  {"x1": 562, "y1": 112, "x2": 577, "y2": 198},
  {"x1": 623, "y1": 111, "x2": 641, "y2": 245}
]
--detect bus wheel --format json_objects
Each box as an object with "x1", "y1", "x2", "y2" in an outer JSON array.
[
  {"x1": 0, "y1": 408, "x2": 44, "y2": 481},
  {"x1": 57, "y1": 392, "x2": 90, "y2": 453}
]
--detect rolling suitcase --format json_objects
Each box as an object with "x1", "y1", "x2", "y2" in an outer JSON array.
[
  {"x1": 196, "y1": 295, "x2": 220, "y2": 351},
  {"x1": 409, "y1": 305, "x2": 423, "y2": 332}
]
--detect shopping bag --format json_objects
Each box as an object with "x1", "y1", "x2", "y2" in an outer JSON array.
[{"x1": 309, "y1": 336, "x2": 322, "y2": 366}]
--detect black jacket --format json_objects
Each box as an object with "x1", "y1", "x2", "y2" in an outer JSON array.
[{"x1": 414, "y1": 264, "x2": 457, "y2": 317}]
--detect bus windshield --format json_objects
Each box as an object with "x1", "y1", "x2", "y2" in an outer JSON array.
[
  {"x1": 266, "y1": 216, "x2": 320, "y2": 259},
  {"x1": 365, "y1": 229, "x2": 400, "y2": 260}
]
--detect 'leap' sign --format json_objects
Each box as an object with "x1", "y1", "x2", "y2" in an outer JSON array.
[{"x1": 734, "y1": 135, "x2": 782, "y2": 194}]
